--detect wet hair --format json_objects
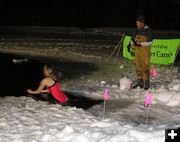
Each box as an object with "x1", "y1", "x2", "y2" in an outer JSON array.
[
  {"x1": 43, "y1": 64, "x2": 57, "y2": 80},
  {"x1": 136, "y1": 15, "x2": 145, "y2": 23}
]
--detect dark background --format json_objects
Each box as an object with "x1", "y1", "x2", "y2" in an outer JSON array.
[{"x1": 0, "y1": 0, "x2": 180, "y2": 30}]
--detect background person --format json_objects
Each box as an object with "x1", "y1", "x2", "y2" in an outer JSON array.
[{"x1": 130, "y1": 16, "x2": 153, "y2": 90}]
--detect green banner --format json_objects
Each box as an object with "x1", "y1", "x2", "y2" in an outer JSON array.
[{"x1": 123, "y1": 36, "x2": 180, "y2": 65}]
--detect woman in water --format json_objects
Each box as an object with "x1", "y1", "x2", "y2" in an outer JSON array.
[{"x1": 26, "y1": 64, "x2": 68, "y2": 105}]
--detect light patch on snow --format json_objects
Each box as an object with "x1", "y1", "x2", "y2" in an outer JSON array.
[{"x1": 119, "y1": 77, "x2": 132, "y2": 90}]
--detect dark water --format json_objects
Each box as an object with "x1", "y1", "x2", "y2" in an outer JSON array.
[
  {"x1": 0, "y1": 53, "x2": 44, "y2": 96},
  {"x1": 0, "y1": 53, "x2": 102, "y2": 109}
]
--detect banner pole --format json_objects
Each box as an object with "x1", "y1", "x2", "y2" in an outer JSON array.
[
  {"x1": 109, "y1": 33, "x2": 125, "y2": 60},
  {"x1": 170, "y1": 45, "x2": 180, "y2": 70},
  {"x1": 116, "y1": 33, "x2": 125, "y2": 61}
]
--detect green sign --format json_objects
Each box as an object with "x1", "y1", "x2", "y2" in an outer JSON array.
[{"x1": 123, "y1": 36, "x2": 180, "y2": 65}]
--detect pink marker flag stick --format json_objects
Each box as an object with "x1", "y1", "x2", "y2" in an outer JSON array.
[
  {"x1": 144, "y1": 90, "x2": 152, "y2": 107},
  {"x1": 152, "y1": 68, "x2": 157, "y2": 78},
  {"x1": 103, "y1": 88, "x2": 109, "y2": 119},
  {"x1": 144, "y1": 90, "x2": 152, "y2": 127},
  {"x1": 103, "y1": 88, "x2": 109, "y2": 101}
]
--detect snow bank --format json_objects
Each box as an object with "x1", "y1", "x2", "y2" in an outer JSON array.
[
  {"x1": 116, "y1": 77, "x2": 180, "y2": 107},
  {"x1": 0, "y1": 96, "x2": 168, "y2": 142},
  {"x1": 0, "y1": 73, "x2": 179, "y2": 141},
  {"x1": 152, "y1": 81, "x2": 180, "y2": 107}
]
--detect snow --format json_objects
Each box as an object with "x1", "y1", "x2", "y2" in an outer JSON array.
[
  {"x1": 119, "y1": 77, "x2": 132, "y2": 90},
  {"x1": 0, "y1": 47, "x2": 179, "y2": 141},
  {"x1": 0, "y1": 72, "x2": 179, "y2": 142}
]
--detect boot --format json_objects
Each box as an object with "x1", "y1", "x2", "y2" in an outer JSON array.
[
  {"x1": 132, "y1": 79, "x2": 143, "y2": 89},
  {"x1": 144, "y1": 80, "x2": 150, "y2": 90}
]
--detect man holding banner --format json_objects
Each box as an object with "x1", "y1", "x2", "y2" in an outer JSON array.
[{"x1": 130, "y1": 16, "x2": 153, "y2": 90}]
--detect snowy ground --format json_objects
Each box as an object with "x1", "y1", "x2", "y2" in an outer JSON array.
[
  {"x1": 0, "y1": 28, "x2": 180, "y2": 142},
  {"x1": 0, "y1": 66, "x2": 180, "y2": 142}
]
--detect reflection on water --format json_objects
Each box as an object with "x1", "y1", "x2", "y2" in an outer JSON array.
[{"x1": 0, "y1": 53, "x2": 44, "y2": 97}]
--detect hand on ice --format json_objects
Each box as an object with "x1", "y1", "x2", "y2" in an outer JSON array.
[{"x1": 26, "y1": 89, "x2": 33, "y2": 94}]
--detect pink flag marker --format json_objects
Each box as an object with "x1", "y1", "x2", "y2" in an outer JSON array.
[
  {"x1": 103, "y1": 88, "x2": 109, "y2": 101},
  {"x1": 144, "y1": 90, "x2": 152, "y2": 107},
  {"x1": 152, "y1": 68, "x2": 157, "y2": 78}
]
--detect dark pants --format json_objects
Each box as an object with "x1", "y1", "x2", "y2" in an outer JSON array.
[{"x1": 38, "y1": 94, "x2": 59, "y2": 104}]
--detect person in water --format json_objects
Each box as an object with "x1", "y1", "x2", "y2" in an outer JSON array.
[{"x1": 26, "y1": 64, "x2": 68, "y2": 105}]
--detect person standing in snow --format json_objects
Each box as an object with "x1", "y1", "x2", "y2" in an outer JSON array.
[
  {"x1": 26, "y1": 64, "x2": 69, "y2": 105},
  {"x1": 130, "y1": 16, "x2": 153, "y2": 90}
]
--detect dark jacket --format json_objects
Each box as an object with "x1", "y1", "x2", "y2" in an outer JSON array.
[{"x1": 132, "y1": 25, "x2": 153, "y2": 42}]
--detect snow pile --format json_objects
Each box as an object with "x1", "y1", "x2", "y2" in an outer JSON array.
[
  {"x1": 152, "y1": 79, "x2": 180, "y2": 107},
  {"x1": 82, "y1": 77, "x2": 180, "y2": 107},
  {"x1": 115, "y1": 77, "x2": 180, "y2": 107},
  {"x1": 119, "y1": 77, "x2": 132, "y2": 90},
  {"x1": 0, "y1": 96, "x2": 168, "y2": 142}
]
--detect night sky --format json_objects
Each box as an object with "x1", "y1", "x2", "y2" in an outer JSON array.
[{"x1": 0, "y1": 0, "x2": 180, "y2": 30}]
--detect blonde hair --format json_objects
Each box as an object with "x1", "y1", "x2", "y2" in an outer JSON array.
[{"x1": 43, "y1": 64, "x2": 57, "y2": 80}]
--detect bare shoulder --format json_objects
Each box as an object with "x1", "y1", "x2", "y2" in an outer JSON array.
[{"x1": 41, "y1": 77, "x2": 55, "y2": 86}]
